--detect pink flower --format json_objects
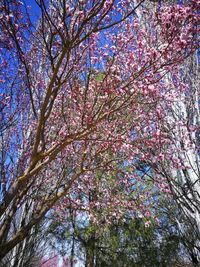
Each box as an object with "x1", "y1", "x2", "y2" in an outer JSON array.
[
  {"x1": 145, "y1": 221, "x2": 151, "y2": 228},
  {"x1": 145, "y1": 211, "x2": 151, "y2": 217}
]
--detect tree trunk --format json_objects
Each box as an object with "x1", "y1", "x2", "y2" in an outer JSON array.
[
  {"x1": 85, "y1": 239, "x2": 95, "y2": 267},
  {"x1": 70, "y1": 235, "x2": 75, "y2": 267}
]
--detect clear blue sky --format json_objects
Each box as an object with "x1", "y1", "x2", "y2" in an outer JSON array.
[{"x1": 24, "y1": 0, "x2": 41, "y2": 23}]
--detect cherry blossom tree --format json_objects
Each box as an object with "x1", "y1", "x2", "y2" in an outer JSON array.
[{"x1": 0, "y1": 0, "x2": 199, "y2": 263}]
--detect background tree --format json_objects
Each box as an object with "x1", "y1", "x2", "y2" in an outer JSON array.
[
  {"x1": 47, "y1": 185, "x2": 196, "y2": 267},
  {"x1": 0, "y1": 0, "x2": 199, "y2": 263}
]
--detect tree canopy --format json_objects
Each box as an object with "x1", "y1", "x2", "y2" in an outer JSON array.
[{"x1": 0, "y1": 0, "x2": 199, "y2": 266}]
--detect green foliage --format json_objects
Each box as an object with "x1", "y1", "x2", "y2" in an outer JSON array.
[
  {"x1": 94, "y1": 72, "x2": 106, "y2": 82},
  {"x1": 95, "y1": 218, "x2": 180, "y2": 267}
]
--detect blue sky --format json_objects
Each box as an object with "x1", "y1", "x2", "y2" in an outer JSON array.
[{"x1": 25, "y1": 0, "x2": 41, "y2": 22}]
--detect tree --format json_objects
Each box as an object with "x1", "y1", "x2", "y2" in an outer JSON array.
[
  {"x1": 0, "y1": 0, "x2": 199, "y2": 262},
  {"x1": 137, "y1": 1, "x2": 200, "y2": 260},
  {"x1": 49, "y1": 159, "x2": 159, "y2": 266},
  {"x1": 45, "y1": 184, "x2": 193, "y2": 267}
]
